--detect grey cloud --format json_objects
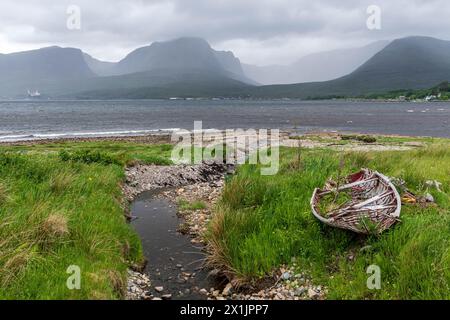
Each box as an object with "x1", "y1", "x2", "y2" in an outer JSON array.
[{"x1": 0, "y1": 0, "x2": 449, "y2": 64}]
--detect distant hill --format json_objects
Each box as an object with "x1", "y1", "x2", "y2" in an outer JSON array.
[
  {"x1": 245, "y1": 36, "x2": 450, "y2": 98},
  {"x1": 0, "y1": 46, "x2": 95, "y2": 96},
  {"x1": 243, "y1": 41, "x2": 389, "y2": 84}
]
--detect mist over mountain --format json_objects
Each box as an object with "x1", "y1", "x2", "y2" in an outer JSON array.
[
  {"x1": 245, "y1": 36, "x2": 450, "y2": 98},
  {"x1": 83, "y1": 53, "x2": 115, "y2": 77},
  {"x1": 243, "y1": 41, "x2": 389, "y2": 85}
]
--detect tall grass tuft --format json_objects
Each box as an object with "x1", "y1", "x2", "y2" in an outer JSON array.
[
  {"x1": 0, "y1": 182, "x2": 8, "y2": 205},
  {"x1": 49, "y1": 172, "x2": 75, "y2": 194},
  {"x1": 38, "y1": 213, "x2": 69, "y2": 248}
]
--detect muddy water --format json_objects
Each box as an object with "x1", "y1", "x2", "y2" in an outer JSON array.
[{"x1": 131, "y1": 189, "x2": 220, "y2": 300}]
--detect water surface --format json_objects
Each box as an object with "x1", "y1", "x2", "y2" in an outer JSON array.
[
  {"x1": 131, "y1": 189, "x2": 217, "y2": 300},
  {"x1": 0, "y1": 99, "x2": 449, "y2": 141}
]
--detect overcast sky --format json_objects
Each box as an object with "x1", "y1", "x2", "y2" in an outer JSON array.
[{"x1": 0, "y1": 0, "x2": 449, "y2": 65}]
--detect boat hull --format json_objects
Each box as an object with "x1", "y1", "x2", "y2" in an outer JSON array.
[{"x1": 310, "y1": 169, "x2": 401, "y2": 234}]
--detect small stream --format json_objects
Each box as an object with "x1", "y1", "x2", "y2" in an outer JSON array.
[{"x1": 131, "y1": 189, "x2": 221, "y2": 300}]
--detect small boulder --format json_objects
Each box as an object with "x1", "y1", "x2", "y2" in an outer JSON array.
[
  {"x1": 281, "y1": 272, "x2": 291, "y2": 280},
  {"x1": 308, "y1": 288, "x2": 319, "y2": 299}
]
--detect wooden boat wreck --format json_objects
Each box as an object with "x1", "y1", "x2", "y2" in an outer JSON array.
[{"x1": 311, "y1": 168, "x2": 401, "y2": 234}]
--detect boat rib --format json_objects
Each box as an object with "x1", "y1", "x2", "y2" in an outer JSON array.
[{"x1": 310, "y1": 168, "x2": 401, "y2": 234}]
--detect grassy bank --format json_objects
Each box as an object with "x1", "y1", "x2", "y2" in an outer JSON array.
[
  {"x1": 207, "y1": 142, "x2": 450, "y2": 299},
  {"x1": 0, "y1": 141, "x2": 172, "y2": 299},
  {"x1": 1, "y1": 136, "x2": 449, "y2": 300}
]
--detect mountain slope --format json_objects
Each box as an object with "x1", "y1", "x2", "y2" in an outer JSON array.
[
  {"x1": 99, "y1": 37, "x2": 254, "y2": 84},
  {"x1": 83, "y1": 53, "x2": 116, "y2": 76},
  {"x1": 65, "y1": 70, "x2": 252, "y2": 99},
  {"x1": 0, "y1": 46, "x2": 95, "y2": 96},
  {"x1": 247, "y1": 36, "x2": 450, "y2": 98},
  {"x1": 342, "y1": 36, "x2": 450, "y2": 90},
  {"x1": 71, "y1": 38, "x2": 254, "y2": 97},
  {"x1": 243, "y1": 41, "x2": 389, "y2": 84},
  {"x1": 114, "y1": 38, "x2": 222, "y2": 75}
]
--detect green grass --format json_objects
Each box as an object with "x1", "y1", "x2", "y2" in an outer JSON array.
[
  {"x1": 341, "y1": 135, "x2": 377, "y2": 143},
  {"x1": 0, "y1": 141, "x2": 173, "y2": 166},
  {"x1": 178, "y1": 199, "x2": 207, "y2": 211},
  {"x1": 206, "y1": 143, "x2": 450, "y2": 299},
  {"x1": 2, "y1": 137, "x2": 449, "y2": 300},
  {"x1": 0, "y1": 141, "x2": 173, "y2": 299}
]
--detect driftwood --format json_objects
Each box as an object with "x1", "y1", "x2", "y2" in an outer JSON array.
[{"x1": 311, "y1": 168, "x2": 401, "y2": 234}]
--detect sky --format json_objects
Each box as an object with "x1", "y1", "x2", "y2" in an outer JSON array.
[{"x1": 0, "y1": 0, "x2": 449, "y2": 66}]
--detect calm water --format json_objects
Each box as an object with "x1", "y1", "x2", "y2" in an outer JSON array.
[
  {"x1": 131, "y1": 190, "x2": 218, "y2": 300},
  {"x1": 0, "y1": 99, "x2": 449, "y2": 141}
]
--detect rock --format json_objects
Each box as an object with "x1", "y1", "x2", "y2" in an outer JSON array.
[
  {"x1": 161, "y1": 294, "x2": 172, "y2": 300},
  {"x1": 222, "y1": 283, "x2": 233, "y2": 296},
  {"x1": 308, "y1": 288, "x2": 319, "y2": 299},
  {"x1": 199, "y1": 288, "x2": 208, "y2": 295},
  {"x1": 154, "y1": 286, "x2": 164, "y2": 292},
  {"x1": 425, "y1": 193, "x2": 435, "y2": 203},
  {"x1": 281, "y1": 272, "x2": 291, "y2": 280},
  {"x1": 152, "y1": 297, "x2": 162, "y2": 300},
  {"x1": 212, "y1": 290, "x2": 220, "y2": 297},
  {"x1": 176, "y1": 264, "x2": 183, "y2": 268}
]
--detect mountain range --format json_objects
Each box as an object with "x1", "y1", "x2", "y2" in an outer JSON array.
[
  {"x1": 1, "y1": 36, "x2": 450, "y2": 99},
  {"x1": 0, "y1": 37, "x2": 254, "y2": 98}
]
